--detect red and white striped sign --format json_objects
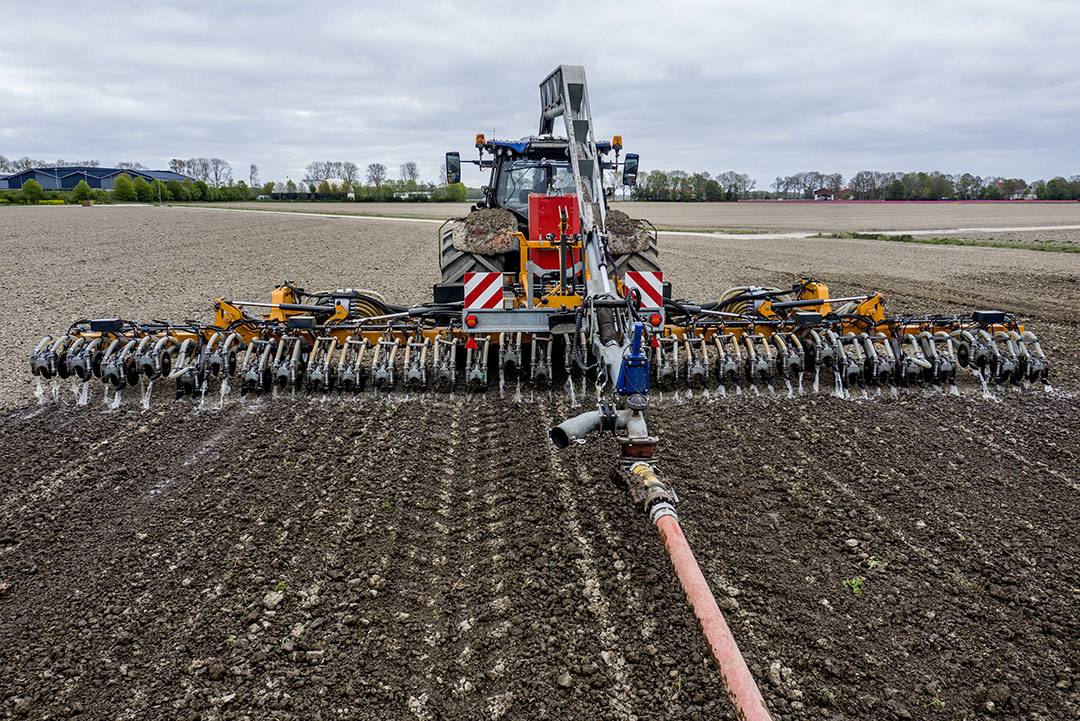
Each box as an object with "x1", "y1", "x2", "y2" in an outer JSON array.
[
  {"x1": 624, "y1": 271, "x2": 663, "y2": 308},
  {"x1": 464, "y1": 272, "x2": 504, "y2": 309}
]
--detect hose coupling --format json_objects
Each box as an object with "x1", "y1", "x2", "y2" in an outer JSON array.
[{"x1": 630, "y1": 462, "x2": 679, "y2": 524}]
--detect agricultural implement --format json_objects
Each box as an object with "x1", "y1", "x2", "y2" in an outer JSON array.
[{"x1": 27, "y1": 65, "x2": 1051, "y2": 720}]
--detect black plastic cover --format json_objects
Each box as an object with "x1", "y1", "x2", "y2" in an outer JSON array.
[
  {"x1": 548, "y1": 312, "x2": 577, "y2": 334},
  {"x1": 973, "y1": 310, "x2": 1006, "y2": 325},
  {"x1": 287, "y1": 315, "x2": 316, "y2": 330},
  {"x1": 433, "y1": 283, "x2": 464, "y2": 304},
  {"x1": 791, "y1": 310, "x2": 823, "y2": 326},
  {"x1": 89, "y1": 318, "x2": 123, "y2": 333},
  {"x1": 662, "y1": 282, "x2": 672, "y2": 300}
]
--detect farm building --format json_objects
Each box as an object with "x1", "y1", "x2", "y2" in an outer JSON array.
[
  {"x1": 813, "y1": 187, "x2": 853, "y2": 201},
  {"x1": 2, "y1": 166, "x2": 191, "y2": 191}
]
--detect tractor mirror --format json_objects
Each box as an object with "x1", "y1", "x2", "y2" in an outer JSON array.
[
  {"x1": 445, "y1": 152, "x2": 461, "y2": 185},
  {"x1": 622, "y1": 154, "x2": 639, "y2": 186}
]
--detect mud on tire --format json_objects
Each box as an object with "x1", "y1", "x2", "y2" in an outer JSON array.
[
  {"x1": 612, "y1": 229, "x2": 661, "y2": 275},
  {"x1": 438, "y1": 220, "x2": 506, "y2": 284}
]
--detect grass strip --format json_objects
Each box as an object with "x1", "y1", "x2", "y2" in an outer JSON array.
[
  {"x1": 653, "y1": 227, "x2": 771, "y2": 234},
  {"x1": 816, "y1": 231, "x2": 1080, "y2": 254}
]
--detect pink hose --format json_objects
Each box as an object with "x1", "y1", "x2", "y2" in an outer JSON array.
[{"x1": 655, "y1": 513, "x2": 772, "y2": 721}]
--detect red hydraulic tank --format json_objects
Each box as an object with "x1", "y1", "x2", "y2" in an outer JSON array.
[{"x1": 528, "y1": 194, "x2": 580, "y2": 241}]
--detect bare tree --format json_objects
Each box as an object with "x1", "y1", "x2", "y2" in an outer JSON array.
[
  {"x1": 400, "y1": 161, "x2": 419, "y2": 182},
  {"x1": 0, "y1": 155, "x2": 10, "y2": 172},
  {"x1": 116, "y1": 161, "x2": 148, "y2": 170},
  {"x1": 208, "y1": 158, "x2": 232, "y2": 187},
  {"x1": 366, "y1": 163, "x2": 387, "y2": 187},
  {"x1": 169, "y1": 159, "x2": 186, "y2": 175},
  {"x1": 341, "y1": 161, "x2": 359, "y2": 183},
  {"x1": 249, "y1": 163, "x2": 259, "y2": 187},
  {"x1": 185, "y1": 157, "x2": 211, "y2": 183},
  {"x1": 735, "y1": 173, "x2": 756, "y2": 198},
  {"x1": 849, "y1": 171, "x2": 876, "y2": 199},
  {"x1": 716, "y1": 171, "x2": 755, "y2": 199},
  {"x1": 13, "y1": 157, "x2": 44, "y2": 171},
  {"x1": 305, "y1": 161, "x2": 331, "y2": 181},
  {"x1": 46, "y1": 159, "x2": 100, "y2": 168}
]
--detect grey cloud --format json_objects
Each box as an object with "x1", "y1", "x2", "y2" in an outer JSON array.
[{"x1": 1, "y1": 0, "x2": 1077, "y2": 187}]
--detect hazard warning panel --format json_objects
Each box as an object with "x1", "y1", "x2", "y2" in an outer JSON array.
[
  {"x1": 624, "y1": 271, "x2": 663, "y2": 308},
  {"x1": 464, "y1": 272, "x2": 504, "y2": 310}
]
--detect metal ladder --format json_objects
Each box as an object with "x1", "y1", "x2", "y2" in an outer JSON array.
[
  {"x1": 539, "y1": 64, "x2": 623, "y2": 386},
  {"x1": 538, "y1": 65, "x2": 607, "y2": 237}
]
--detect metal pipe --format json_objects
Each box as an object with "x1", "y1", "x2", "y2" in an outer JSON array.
[
  {"x1": 549, "y1": 410, "x2": 603, "y2": 449},
  {"x1": 229, "y1": 300, "x2": 335, "y2": 314},
  {"x1": 1021, "y1": 330, "x2": 1047, "y2": 360},
  {"x1": 630, "y1": 464, "x2": 772, "y2": 721},
  {"x1": 549, "y1": 407, "x2": 639, "y2": 449},
  {"x1": 698, "y1": 308, "x2": 754, "y2": 320},
  {"x1": 771, "y1": 295, "x2": 872, "y2": 310}
]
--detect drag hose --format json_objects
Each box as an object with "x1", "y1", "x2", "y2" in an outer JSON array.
[
  {"x1": 656, "y1": 515, "x2": 772, "y2": 721},
  {"x1": 631, "y1": 464, "x2": 772, "y2": 721}
]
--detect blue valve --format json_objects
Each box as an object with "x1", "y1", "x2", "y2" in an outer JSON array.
[{"x1": 616, "y1": 322, "x2": 650, "y2": 396}]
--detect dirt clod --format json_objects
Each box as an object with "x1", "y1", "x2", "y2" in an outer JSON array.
[
  {"x1": 605, "y1": 208, "x2": 651, "y2": 254},
  {"x1": 988, "y1": 683, "x2": 1012, "y2": 704},
  {"x1": 452, "y1": 208, "x2": 519, "y2": 254}
]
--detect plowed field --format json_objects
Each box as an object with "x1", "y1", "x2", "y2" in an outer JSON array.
[{"x1": 1, "y1": 205, "x2": 1077, "y2": 720}]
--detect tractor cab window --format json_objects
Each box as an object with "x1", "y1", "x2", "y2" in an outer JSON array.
[{"x1": 497, "y1": 159, "x2": 576, "y2": 217}]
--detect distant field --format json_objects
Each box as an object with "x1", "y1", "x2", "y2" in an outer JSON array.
[
  {"x1": 186, "y1": 200, "x2": 1080, "y2": 234},
  {"x1": 616, "y1": 200, "x2": 1080, "y2": 232}
]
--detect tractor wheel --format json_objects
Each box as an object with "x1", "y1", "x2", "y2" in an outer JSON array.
[
  {"x1": 612, "y1": 232, "x2": 661, "y2": 275},
  {"x1": 439, "y1": 221, "x2": 505, "y2": 284}
]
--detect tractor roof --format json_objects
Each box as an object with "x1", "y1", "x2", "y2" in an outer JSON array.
[{"x1": 484, "y1": 136, "x2": 612, "y2": 156}]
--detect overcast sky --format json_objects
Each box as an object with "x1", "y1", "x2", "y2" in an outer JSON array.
[{"x1": 2, "y1": 1, "x2": 1078, "y2": 189}]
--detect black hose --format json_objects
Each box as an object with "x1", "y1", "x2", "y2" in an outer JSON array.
[
  {"x1": 596, "y1": 307, "x2": 618, "y2": 346},
  {"x1": 571, "y1": 309, "x2": 598, "y2": 372},
  {"x1": 624, "y1": 288, "x2": 642, "y2": 321}
]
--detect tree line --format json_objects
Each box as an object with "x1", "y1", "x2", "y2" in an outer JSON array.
[
  {"x1": 632, "y1": 168, "x2": 1080, "y2": 201},
  {"x1": 12, "y1": 150, "x2": 1077, "y2": 203},
  {"x1": 2, "y1": 171, "x2": 466, "y2": 205},
  {"x1": 292, "y1": 160, "x2": 463, "y2": 201},
  {"x1": 1, "y1": 156, "x2": 102, "y2": 171},
  {"x1": 632, "y1": 170, "x2": 756, "y2": 201},
  {"x1": 2, "y1": 153, "x2": 468, "y2": 203}
]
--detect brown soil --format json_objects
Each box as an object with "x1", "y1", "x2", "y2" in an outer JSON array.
[
  {"x1": 610, "y1": 202, "x2": 1080, "y2": 233},
  {"x1": 605, "y1": 209, "x2": 651, "y2": 255},
  {"x1": 452, "y1": 208, "x2": 519, "y2": 253},
  {"x1": 1, "y1": 206, "x2": 1079, "y2": 720}
]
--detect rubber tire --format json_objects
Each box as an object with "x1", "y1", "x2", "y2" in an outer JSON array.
[
  {"x1": 439, "y1": 222, "x2": 505, "y2": 284},
  {"x1": 611, "y1": 231, "x2": 661, "y2": 276}
]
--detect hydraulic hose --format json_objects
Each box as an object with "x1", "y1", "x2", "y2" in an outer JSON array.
[{"x1": 717, "y1": 286, "x2": 791, "y2": 315}]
